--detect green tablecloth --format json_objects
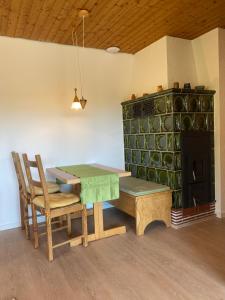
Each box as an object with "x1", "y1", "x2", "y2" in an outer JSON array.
[{"x1": 58, "y1": 164, "x2": 119, "y2": 204}]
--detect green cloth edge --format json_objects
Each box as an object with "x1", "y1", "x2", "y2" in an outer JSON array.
[{"x1": 57, "y1": 164, "x2": 119, "y2": 204}]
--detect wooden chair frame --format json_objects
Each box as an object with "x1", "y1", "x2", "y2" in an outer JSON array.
[
  {"x1": 11, "y1": 152, "x2": 52, "y2": 239},
  {"x1": 23, "y1": 153, "x2": 88, "y2": 261},
  {"x1": 11, "y1": 151, "x2": 30, "y2": 239}
]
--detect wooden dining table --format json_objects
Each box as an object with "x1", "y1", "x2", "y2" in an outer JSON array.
[{"x1": 47, "y1": 164, "x2": 131, "y2": 247}]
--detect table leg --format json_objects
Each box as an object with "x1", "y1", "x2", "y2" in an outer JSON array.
[
  {"x1": 70, "y1": 201, "x2": 126, "y2": 247},
  {"x1": 94, "y1": 202, "x2": 104, "y2": 239}
]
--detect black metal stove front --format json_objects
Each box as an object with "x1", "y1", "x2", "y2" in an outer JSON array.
[{"x1": 181, "y1": 131, "x2": 213, "y2": 208}]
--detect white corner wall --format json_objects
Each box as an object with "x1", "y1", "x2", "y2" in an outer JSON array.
[
  {"x1": 218, "y1": 28, "x2": 225, "y2": 216},
  {"x1": 166, "y1": 36, "x2": 198, "y2": 88},
  {"x1": 192, "y1": 28, "x2": 221, "y2": 217},
  {"x1": 0, "y1": 36, "x2": 133, "y2": 230},
  {"x1": 131, "y1": 37, "x2": 168, "y2": 97}
]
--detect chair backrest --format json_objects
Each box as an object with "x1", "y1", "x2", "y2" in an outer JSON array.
[
  {"x1": 11, "y1": 151, "x2": 27, "y2": 199},
  {"x1": 22, "y1": 153, "x2": 50, "y2": 210}
]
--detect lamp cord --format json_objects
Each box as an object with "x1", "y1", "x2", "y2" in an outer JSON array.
[
  {"x1": 82, "y1": 15, "x2": 85, "y2": 99},
  {"x1": 72, "y1": 29, "x2": 83, "y2": 98}
]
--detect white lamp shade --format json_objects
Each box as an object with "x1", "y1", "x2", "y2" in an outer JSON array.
[{"x1": 71, "y1": 101, "x2": 82, "y2": 110}]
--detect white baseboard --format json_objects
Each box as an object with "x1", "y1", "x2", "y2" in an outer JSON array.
[
  {"x1": 0, "y1": 221, "x2": 21, "y2": 231},
  {"x1": 0, "y1": 216, "x2": 46, "y2": 232}
]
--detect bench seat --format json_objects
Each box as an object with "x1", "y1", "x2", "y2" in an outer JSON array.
[{"x1": 109, "y1": 177, "x2": 172, "y2": 235}]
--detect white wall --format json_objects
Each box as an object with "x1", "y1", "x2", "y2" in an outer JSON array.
[
  {"x1": 0, "y1": 36, "x2": 133, "y2": 230},
  {"x1": 218, "y1": 28, "x2": 225, "y2": 216},
  {"x1": 166, "y1": 36, "x2": 197, "y2": 88},
  {"x1": 131, "y1": 37, "x2": 168, "y2": 97},
  {"x1": 191, "y1": 29, "x2": 222, "y2": 216}
]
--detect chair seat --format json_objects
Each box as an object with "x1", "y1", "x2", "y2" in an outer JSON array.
[
  {"x1": 27, "y1": 181, "x2": 60, "y2": 195},
  {"x1": 33, "y1": 193, "x2": 80, "y2": 209}
]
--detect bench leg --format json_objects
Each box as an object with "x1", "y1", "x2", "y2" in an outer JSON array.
[
  {"x1": 135, "y1": 195, "x2": 172, "y2": 235},
  {"x1": 136, "y1": 216, "x2": 153, "y2": 236},
  {"x1": 164, "y1": 215, "x2": 171, "y2": 228}
]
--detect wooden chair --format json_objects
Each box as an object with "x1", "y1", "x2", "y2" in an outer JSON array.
[
  {"x1": 23, "y1": 153, "x2": 88, "y2": 261},
  {"x1": 11, "y1": 151, "x2": 60, "y2": 239},
  {"x1": 12, "y1": 151, "x2": 30, "y2": 238}
]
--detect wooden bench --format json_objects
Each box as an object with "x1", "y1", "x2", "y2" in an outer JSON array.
[{"x1": 109, "y1": 177, "x2": 172, "y2": 236}]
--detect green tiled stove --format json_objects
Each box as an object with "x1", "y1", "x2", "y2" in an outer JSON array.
[{"x1": 121, "y1": 88, "x2": 215, "y2": 227}]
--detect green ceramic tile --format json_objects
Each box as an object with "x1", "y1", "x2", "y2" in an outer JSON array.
[
  {"x1": 124, "y1": 135, "x2": 128, "y2": 148},
  {"x1": 161, "y1": 115, "x2": 173, "y2": 132},
  {"x1": 174, "y1": 171, "x2": 182, "y2": 189},
  {"x1": 125, "y1": 163, "x2": 129, "y2": 171},
  {"x1": 207, "y1": 113, "x2": 214, "y2": 131},
  {"x1": 127, "y1": 135, "x2": 132, "y2": 148},
  {"x1": 145, "y1": 134, "x2": 155, "y2": 150},
  {"x1": 128, "y1": 135, "x2": 136, "y2": 149},
  {"x1": 167, "y1": 134, "x2": 174, "y2": 151},
  {"x1": 130, "y1": 164, "x2": 137, "y2": 177},
  {"x1": 137, "y1": 166, "x2": 146, "y2": 179},
  {"x1": 131, "y1": 119, "x2": 140, "y2": 134},
  {"x1": 175, "y1": 152, "x2": 182, "y2": 170},
  {"x1": 140, "y1": 117, "x2": 149, "y2": 133},
  {"x1": 125, "y1": 149, "x2": 132, "y2": 163},
  {"x1": 168, "y1": 171, "x2": 182, "y2": 190},
  {"x1": 123, "y1": 120, "x2": 131, "y2": 134},
  {"x1": 122, "y1": 106, "x2": 127, "y2": 120},
  {"x1": 136, "y1": 135, "x2": 145, "y2": 149},
  {"x1": 174, "y1": 133, "x2": 181, "y2": 150},
  {"x1": 167, "y1": 171, "x2": 174, "y2": 189},
  {"x1": 181, "y1": 114, "x2": 194, "y2": 131},
  {"x1": 156, "y1": 169, "x2": 168, "y2": 185},
  {"x1": 162, "y1": 152, "x2": 174, "y2": 170},
  {"x1": 133, "y1": 102, "x2": 142, "y2": 117},
  {"x1": 173, "y1": 190, "x2": 182, "y2": 208},
  {"x1": 194, "y1": 114, "x2": 207, "y2": 130},
  {"x1": 149, "y1": 116, "x2": 160, "y2": 133},
  {"x1": 126, "y1": 104, "x2": 134, "y2": 119},
  {"x1": 166, "y1": 95, "x2": 173, "y2": 113},
  {"x1": 201, "y1": 95, "x2": 213, "y2": 112},
  {"x1": 132, "y1": 150, "x2": 141, "y2": 164},
  {"x1": 156, "y1": 134, "x2": 167, "y2": 151},
  {"x1": 154, "y1": 96, "x2": 166, "y2": 114},
  {"x1": 141, "y1": 151, "x2": 150, "y2": 165},
  {"x1": 150, "y1": 151, "x2": 161, "y2": 168},
  {"x1": 173, "y1": 95, "x2": 187, "y2": 112},
  {"x1": 173, "y1": 114, "x2": 181, "y2": 132},
  {"x1": 147, "y1": 168, "x2": 157, "y2": 182},
  {"x1": 188, "y1": 95, "x2": 200, "y2": 112}
]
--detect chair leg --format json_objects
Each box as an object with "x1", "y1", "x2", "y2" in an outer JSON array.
[
  {"x1": 67, "y1": 214, "x2": 71, "y2": 236},
  {"x1": 24, "y1": 203, "x2": 30, "y2": 240},
  {"x1": 19, "y1": 193, "x2": 25, "y2": 230},
  {"x1": 82, "y1": 205, "x2": 88, "y2": 247},
  {"x1": 31, "y1": 203, "x2": 39, "y2": 249},
  {"x1": 46, "y1": 215, "x2": 53, "y2": 262}
]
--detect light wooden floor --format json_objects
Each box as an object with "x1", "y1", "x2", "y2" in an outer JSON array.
[{"x1": 1, "y1": 208, "x2": 225, "y2": 300}]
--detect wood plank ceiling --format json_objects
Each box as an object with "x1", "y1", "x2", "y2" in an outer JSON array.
[{"x1": 0, "y1": 0, "x2": 225, "y2": 54}]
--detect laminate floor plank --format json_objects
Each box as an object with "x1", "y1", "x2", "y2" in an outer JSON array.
[{"x1": 0, "y1": 209, "x2": 225, "y2": 300}]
